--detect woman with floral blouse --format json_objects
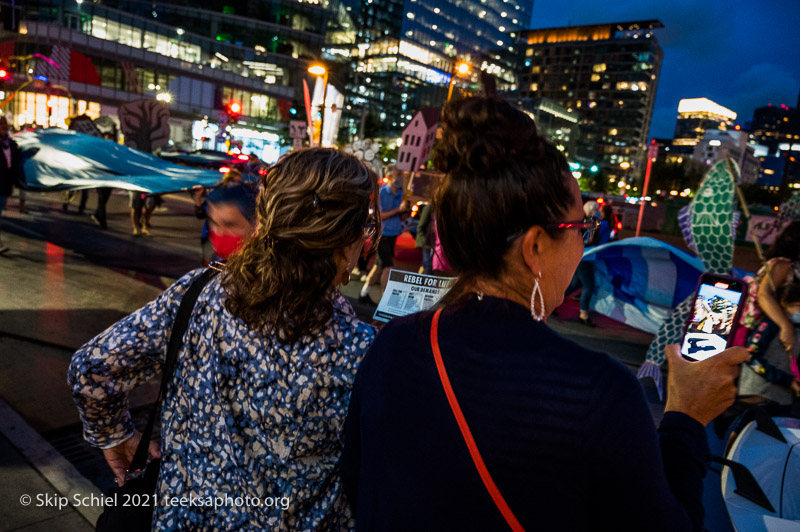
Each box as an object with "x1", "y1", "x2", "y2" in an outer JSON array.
[{"x1": 68, "y1": 148, "x2": 380, "y2": 531}]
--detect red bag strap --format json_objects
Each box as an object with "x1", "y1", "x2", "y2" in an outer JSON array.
[{"x1": 430, "y1": 308, "x2": 525, "y2": 532}]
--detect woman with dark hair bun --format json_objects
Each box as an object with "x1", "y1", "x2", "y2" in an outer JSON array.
[
  {"x1": 341, "y1": 98, "x2": 748, "y2": 531},
  {"x1": 69, "y1": 148, "x2": 380, "y2": 531}
]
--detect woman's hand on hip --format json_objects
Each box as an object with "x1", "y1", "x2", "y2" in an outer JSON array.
[{"x1": 102, "y1": 430, "x2": 162, "y2": 486}]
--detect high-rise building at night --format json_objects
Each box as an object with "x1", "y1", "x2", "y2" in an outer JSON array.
[
  {"x1": 655, "y1": 97, "x2": 737, "y2": 165},
  {"x1": 518, "y1": 20, "x2": 664, "y2": 185},
  {"x1": 749, "y1": 103, "x2": 800, "y2": 155},
  {"x1": 1, "y1": 0, "x2": 332, "y2": 160},
  {"x1": 748, "y1": 102, "x2": 800, "y2": 189},
  {"x1": 673, "y1": 97, "x2": 736, "y2": 146},
  {"x1": 340, "y1": 0, "x2": 533, "y2": 138}
]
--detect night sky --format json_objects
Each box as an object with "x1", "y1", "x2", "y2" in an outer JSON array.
[{"x1": 530, "y1": 0, "x2": 800, "y2": 139}]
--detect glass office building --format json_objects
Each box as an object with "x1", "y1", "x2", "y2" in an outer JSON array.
[
  {"x1": 1, "y1": 0, "x2": 332, "y2": 159},
  {"x1": 340, "y1": 0, "x2": 533, "y2": 138},
  {"x1": 518, "y1": 20, "x2": 664, "y2": 184}
]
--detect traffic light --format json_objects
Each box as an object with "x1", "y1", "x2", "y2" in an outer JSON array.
[
  {"x1": 227, "y1": 101, "x2": 241, "y2": 123},
  {"x1": 0, "y1": 69, "x2": 8, "y2": 80}
]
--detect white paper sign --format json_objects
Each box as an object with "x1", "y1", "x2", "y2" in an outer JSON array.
[
  {"x1": 373, "y1": 269, "x2": 455, "y2": 323},
  {"x1": 744, "y1": 215, "x2": 790, "y2": 246}
]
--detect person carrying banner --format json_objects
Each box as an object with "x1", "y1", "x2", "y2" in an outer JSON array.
[{"x1": 0, "y1": 116, "x2": 24, "y2": 255}]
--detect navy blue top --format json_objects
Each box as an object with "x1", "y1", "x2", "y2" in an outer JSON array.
[
  {"x1": 341, "y1": 295, "x2": 710, "y2": 531},
  {"x1": 379, "y1": 185, "x2": 404, "y2": 237},
  {"x1": 597, "y1": 219, "x2": 611, "y2": 245}
]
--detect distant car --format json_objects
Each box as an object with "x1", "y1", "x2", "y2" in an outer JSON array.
[{"x1": 160, "y1": 149, "x2": 249, "y2": 172}]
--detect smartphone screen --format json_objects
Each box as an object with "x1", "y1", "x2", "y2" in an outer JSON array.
[{"x1": 681, "y1": 276, "x2": 745, "y2": 361}]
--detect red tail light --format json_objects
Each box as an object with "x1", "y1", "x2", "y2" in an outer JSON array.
[
  {"x1": 219, "y1": 166, "x2": 231, "y2": 173},
  {"x1": 237, "y1": 154, "x2": 249, "y2": 161},
  {"x1": 616, "y1": 222, "x2": 622, "y2": 230}
]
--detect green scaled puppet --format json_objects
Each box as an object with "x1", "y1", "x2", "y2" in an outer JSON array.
[{"x1": 637, "y1": 160, "x2": 737, "y2": 399}]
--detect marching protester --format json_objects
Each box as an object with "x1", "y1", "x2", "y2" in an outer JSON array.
[
  {"x1": 415, "y1": 203, "x2": 435, "y2": 275},
  {"x1": 69, "y1": 148, "x2": 380, "y2": 530},
  {"x1": 0, "y1": 116, "x2": 24, "y2": 255},
  {"x1": 358, "y1": 168, "x2": 408, "y2": 305},
  {"x1": 341, "y1": 97, "x2": 748, "y2": 531},
  {"x1": 204, "y1": 183, "x2": 258, "y2": 261},
  {"x1": 194, "y1": 169, "x2": 245, "y2": 265},
  {"x1": 564, "y1": 200, "x2": 606, "y2": 326},
  {"x1": 130, "y1": 191, "x2": 156, "y2": 236}
]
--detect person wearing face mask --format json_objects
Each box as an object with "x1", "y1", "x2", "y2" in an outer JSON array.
[
  {"x1": 193, "y1": 169, "x2": 244, "y2": 265},
  {"x1": 68, "y1": 148, "x2": 380, "y2": 531},
  {"x1": 340, "y1": 98, "x2": 748, "y2": 532},
  {"x1": 738, "y1": 282, "x2": 800, "y2": 405},
  {"x1": 205, "y1": 183, "x2": 257, "y2": 261},
  {"x1": 0, "y1": 116, "x2": 24, "y2": 255},
  {"x1": 358, "y1": 168, "x2": 408, "y2": 305}
]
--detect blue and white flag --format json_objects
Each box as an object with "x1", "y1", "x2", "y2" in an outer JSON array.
[
  {"x1": 14, "y1": 128, "x2": 222, "y2": 193},
  {"x1": 582, "y1": 237, "x2": 704, "y2": 334}
]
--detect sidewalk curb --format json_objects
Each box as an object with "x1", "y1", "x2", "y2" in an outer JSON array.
[{"x1": 0, "y1": 396, "x2": 103, "y2": 526}]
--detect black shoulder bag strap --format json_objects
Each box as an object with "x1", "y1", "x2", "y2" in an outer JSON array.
[{"x1": 126, "y1": 268, "x2": 217, "y2": 479}]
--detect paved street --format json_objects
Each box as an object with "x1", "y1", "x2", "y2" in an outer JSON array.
[{"x1": 0, "y1": 190, "x2": 658, "y2": 530}]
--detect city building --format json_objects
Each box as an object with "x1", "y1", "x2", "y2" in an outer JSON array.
[
  {"x1": 749, "y1": 102, "x2": 800, "y2": 155},
  {"x1": 748, "y1": 101, "x2": 800, "y2": 190},
  {"x1": 1, "y1": 0, "x2": 333, "y2": 161},
  {"x1": 651, "y1": 138, "x2": 693, "y2": 164},
  {"x1": 517, "y1": 20, "x2": 664, "y2": 186},
  {"x1": 652, "y1": 97, "x2": 737, "y2": 166},
  {"x1": 673, "y1": 97, "x2": 736, "y2": 147},
  {"x1": 512, "y1": 96, "x2": 579, "y2": 159},
  {"x1": 693, "y1": 129, "x2": 759, "y2": 184},
  {"x1": 396, "y1": 106, "x2": 439, "y2": 171},
  {"x1": 339, "y1": 0, "x2": 533, "y2": 139}
]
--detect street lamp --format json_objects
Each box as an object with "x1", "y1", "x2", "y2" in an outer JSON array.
[
  {"x1": 308, "y1": 63, "x2": 328, "y2": 146},
  {"x1": 447, "y1": 62, "x2": 470, "y2": 102}
]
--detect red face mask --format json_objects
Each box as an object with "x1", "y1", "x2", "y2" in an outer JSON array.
[{"x1": 208, "y1": 229, "x2": 244, "y2": 259}]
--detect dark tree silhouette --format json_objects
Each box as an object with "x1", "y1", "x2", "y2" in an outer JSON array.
[{"x1": 119, "y1": 100, "x2": 170, "y2": 153}]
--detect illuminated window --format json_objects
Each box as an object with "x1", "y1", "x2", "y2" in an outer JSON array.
[
  {"x1": 592, "y1": 63, "x2": 606, "y2": 72},
  {"x1": 616, "y1": 82, "x2": 629, "y2": 90},
  {"x1": 532, "y1": 66, "x2": 540, "y2": 73},
  {"x1": 591, "y1": 74, "x2": 600, "y2": 82},
  {"x1": 530, "y1": 83, "x2": 538, "y2": 91},
  {"x1": 526, "y1": 48, "x2": 533, "y2": 57}
]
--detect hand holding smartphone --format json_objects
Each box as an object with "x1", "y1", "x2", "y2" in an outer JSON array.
[{"x1": 680, "y1": 274, "x2": 746, "y2": 362}]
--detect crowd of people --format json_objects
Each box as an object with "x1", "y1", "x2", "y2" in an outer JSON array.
[{"x1": 64, "y1": 97, "x2": 776, "y2": 531}]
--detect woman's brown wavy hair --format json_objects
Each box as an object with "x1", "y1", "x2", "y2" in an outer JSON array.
[{"x1": 221, "y1": 148, "x2": 380, "y2": 343}]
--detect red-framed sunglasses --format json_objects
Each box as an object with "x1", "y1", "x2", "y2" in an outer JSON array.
[{"x1": 506, "y1": 218, "x2": 600, "y2": 244}]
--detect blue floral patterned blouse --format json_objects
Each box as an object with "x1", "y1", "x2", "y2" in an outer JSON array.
[{"x1": 68, "y1": 268, "x2": 376, "y2": 531}]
